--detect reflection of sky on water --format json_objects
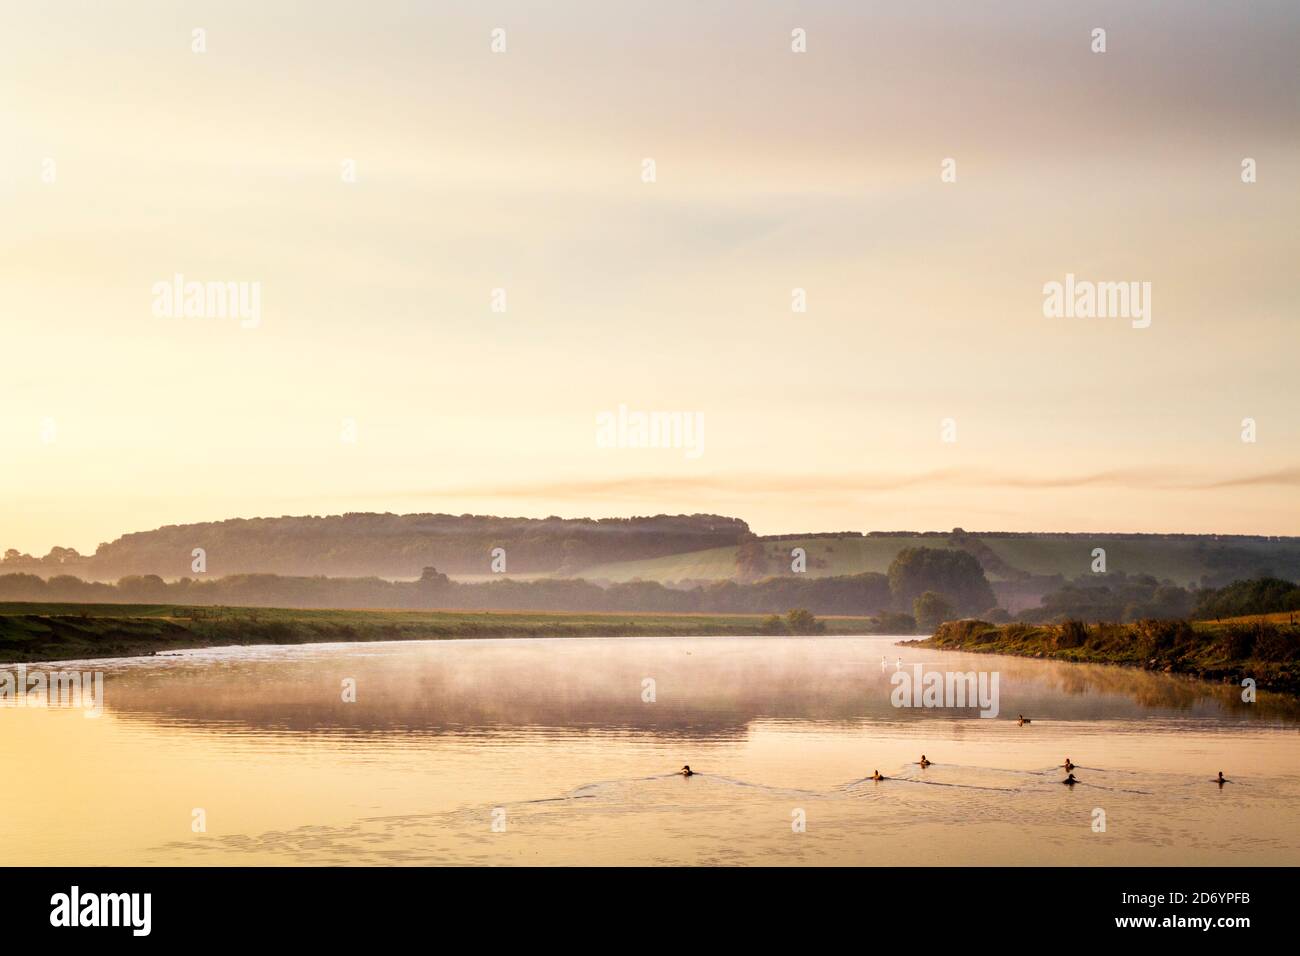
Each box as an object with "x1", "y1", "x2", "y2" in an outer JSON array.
[{"x1": 83, "y1": 636, "x2": 1300, "y2": 740}]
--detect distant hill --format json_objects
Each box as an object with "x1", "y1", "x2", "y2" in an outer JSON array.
[
  {"x1": 575, "y1": 530, "x2": 1300, "y2": 612},
  {"x1": 581, "y1": 531, "x2": 1300, "y2": 586},
  {"x1": 2, "y1": 513, "x2": 750, "y2": 581},
  {"x1": 5, "y1": 516, "x2": 1299, "y2": 612}
]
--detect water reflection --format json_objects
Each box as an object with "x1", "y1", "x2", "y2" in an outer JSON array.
[
  {"x1": 6, "y1": 635, "x2": 1298, "y2": 866},
  {"x1": 88, "y1": 636, "x2": 1299, "y2": 740}
]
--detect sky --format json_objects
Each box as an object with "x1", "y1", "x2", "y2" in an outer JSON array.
[{"x1": 2, "y1": 0, "x2": 1298, "y2": 555}]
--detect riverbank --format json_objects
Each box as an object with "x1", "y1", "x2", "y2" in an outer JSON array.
[
  {"x1": 916, "y1": 617, "x2": 1300, "y2": 694},
  {"x1": 0, "y1": 602, "x2": 876, "y2": 663}
]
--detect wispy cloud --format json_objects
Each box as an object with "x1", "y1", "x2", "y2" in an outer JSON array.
[{"x1": 409, "y1": 467, "x2": 1300, "y2": 501}]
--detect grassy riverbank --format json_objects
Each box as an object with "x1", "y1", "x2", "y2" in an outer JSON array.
[
  {"x1": 917, "y1": 617, "x2": 1300, "y2": 693},
  {"x1": 0, "y1": 602, "x2": 876, "y2": 663}
]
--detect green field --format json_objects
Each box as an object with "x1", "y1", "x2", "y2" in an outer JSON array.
[
  {"x1": 0, "y1": 603, "x2": 878, "y2": 664},
  {"x1": 979, "y1": 537, "x2": 1199, "y2": 584},
  {"x1": 576, "y1": 536, "x2": 938, "y2": 582},
  {"x1": 573, "y1": 545, "x2": 741, "y2": 582},
  {"x1": 575, "y1": 533, "x2": 1300, "y2": 586}
]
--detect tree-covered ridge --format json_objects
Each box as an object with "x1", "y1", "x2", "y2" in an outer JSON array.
[
  {"x1": 7, "y1": 516, "x2": 1300, "y2": 617},
  {"x1": 3, "y1": 513, "x2": 750, "y2": 580}
]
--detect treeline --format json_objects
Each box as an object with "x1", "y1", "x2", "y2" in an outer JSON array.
[
  {"x1": 1022, "y1": 573, "x2": 1299, "y2": 624},
  {"x1": 9, "y1": 514, "x2": 1300, "y2": 592},
  {"x1": 1193, "y1": 577, "x2": 1300, "y2": 620},
  {"x1": 2, "y1": 513, "x2": 749, "y2": 580},
  {"x1": 923, "y1": 617, "x2": 1300, "y2": 693},
  {"x1": 15, "y1": 549, "x2": 1292, "y2": 626},
  {"x1": 876, "y1": 531, "x2": 1300, "y2": 590},
  {"x1": 0, "y1": 569, "x2": 894, "y2": 615},
  {"x1": 0, "y1": 545, "x2": 1000, "y2": 620}
]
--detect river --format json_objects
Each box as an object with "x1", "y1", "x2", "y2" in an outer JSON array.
[{"x1": 2, "y1": 635, "x2": 1297, "y2": 865}]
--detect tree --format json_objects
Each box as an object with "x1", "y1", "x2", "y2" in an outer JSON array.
[
  {"x1": 416, "y1": 566, "x2": 451, "y2": 604},
  {"x1": 116, "y1": 574, "x2": 168, "y2": 601},
  {"x1": 913, "y1": 591, "x2": 955, "y2": 631},
  {"x1": 888, "y1": 547, "x2": 995, "y2": 614},
  {"x1": 734, "y1": 534, "x2": 771, "y2": 581},
  {"x1": 784, "y1": 608, "x2": 824, "y2": 635},
  {"x1": 1193, "y1": 577, "x2": 1299, "y2": 620}
]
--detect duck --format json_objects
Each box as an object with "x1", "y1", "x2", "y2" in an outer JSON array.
[
  {"x1": 919, "y1": 754, "x2": 932, "y2": 768},
  {"x1": 1063, "y1": 757, "x2": 1075, "y2": 772},
  {"x1": 1017, "y1": 714, "x2": 1031, "y2": 726},
  {"x1": 678, "y1": 765, "x2": 695, "y2": 777},
  {"x1": 871, "y1": 770, "x2": 886, "y2": 781},
  {"x1": 1062, "y1": 773, "x2": 1079, "y2": 786}
]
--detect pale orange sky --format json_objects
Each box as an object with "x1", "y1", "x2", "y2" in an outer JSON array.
[{"x1": 2, "y1": 1, "x2": 1297, "y2": 555}]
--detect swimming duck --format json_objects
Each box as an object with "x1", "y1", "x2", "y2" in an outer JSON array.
[
  {"x1": 919, "y1": 755, "x2": 932, "y2": 768},
  {"x1": 1063, "y1": 758, "x2": 1075, "y2": 772},
  {"x1": 871, "y1": 770, "x2": 886, "y2": 781},
  {"x1": 1062, "y1": 773, "x2": 1079, "y2": 786},
  {"x1": 679, "y1": 765, "x2": 695, "y2": 777}
]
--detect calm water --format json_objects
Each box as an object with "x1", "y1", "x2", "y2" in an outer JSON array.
[{"x1": 3, "y1": 635, "x2": 1298, "y2": 866}]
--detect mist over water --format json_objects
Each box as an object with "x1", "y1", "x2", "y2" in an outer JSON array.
[{"x1": 3, "y1": 636, "x2": 1297, "y2": 865}]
